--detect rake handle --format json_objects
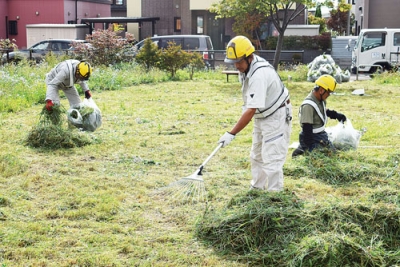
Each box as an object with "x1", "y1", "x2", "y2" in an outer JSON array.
[{"x1": 197, "y1": 143, "x2": 223, "y2": 175}]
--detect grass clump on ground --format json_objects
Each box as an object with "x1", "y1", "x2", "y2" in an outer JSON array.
[
  {"x1": 25, "y1": 105, "x2": 95, "y2": 149},
  {"x1": 197, "y1": 189, "x2": 400, "y2": 267}
]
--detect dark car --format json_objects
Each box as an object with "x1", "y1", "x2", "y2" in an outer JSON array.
[
  {"x1": 1, "y1": 39, "x2": 86, "y2": 64},
  {"x1": 133, "y1": 35, "x2": 215, "y2": 69}
]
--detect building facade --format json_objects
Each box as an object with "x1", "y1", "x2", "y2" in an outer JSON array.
[
  {"x1": 127, "y1": 0, "x2": 310, "y2": 50},
  {"x1": 0, "y1": 0, "x2": 111, "y2": 48},
  {"x1": 354, "y1": 0, "x2": 400, "y2": 35},
  {"x1": 127, "y1": 0, "x2": 235, "y2": 50}
]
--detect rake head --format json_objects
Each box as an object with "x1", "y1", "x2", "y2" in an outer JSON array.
[
  {"x1": 155, "y1": 169, "x2": 208, "y2": 204},
  {"x1": 153, "y1": 144, "x2": 222, "y2": 205}
]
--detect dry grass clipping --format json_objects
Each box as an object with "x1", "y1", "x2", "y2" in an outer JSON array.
[{"x1": 25, "y1": 105, "x2": 93, "y2": 149}]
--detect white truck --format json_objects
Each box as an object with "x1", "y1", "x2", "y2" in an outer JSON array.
[{"x1": 349, "y1": 28, "x2": 400, "y2": 73}]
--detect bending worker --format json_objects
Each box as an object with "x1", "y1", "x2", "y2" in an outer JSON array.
[
  {"x1": 45, "y1": 59, "x2": 93, "y2": 111},
  {"x1": 218, "y1": 36, "x2": 292, "y2": 191},
  {"x1": 292, "y1": 74, "x2": 347, "y2": 157}
]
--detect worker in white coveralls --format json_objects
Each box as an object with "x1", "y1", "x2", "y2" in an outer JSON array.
[
  {"x1": 292, "y1": 74, "x2": 347, "y2": 157},
  {"x1": 45, "y1": 60, "x2": 93, "y2": 111},
  {"x1": 218, "y1": 36, "x2": 292, "y2": 191}
]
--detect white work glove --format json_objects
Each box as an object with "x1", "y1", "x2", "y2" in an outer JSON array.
[{"x1": 218, "y1": 132, "x2": 235, "y2": 147}]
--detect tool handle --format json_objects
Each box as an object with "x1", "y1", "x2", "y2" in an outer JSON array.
[{"x1": 197, "y1": 143, "x2": 223, "y2": 175}]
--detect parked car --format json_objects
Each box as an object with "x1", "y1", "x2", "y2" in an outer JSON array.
[
  {"x1": 1, "y1": 39, "x2": 86, "y2": 64},
  {"x1": 133, "y1": 35, "x2": 215, "y2": 69}
]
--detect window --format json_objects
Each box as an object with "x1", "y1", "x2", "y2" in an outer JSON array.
[
  {"x1": 361, "y1": 32, "x2": 386, "y2": 52},
  {"x1": 115, "y1": 0, "x2": 124, "y2": 5},
  {"x1": 31, "y1": 41, "x2": 50, "y2": 50},
  {"x1": 197, "y1": 16, "x2": 203, "y2": 34},
  {"x1": 394, "y1": 33, "x2": 400, "y2": 46},
  {"x1": 183, "y1": 38, "x2": 200, "y2": 50},
  {"x1": 174, "y1": 17, "x2": 181, "y2": 32},
  {"x1": 160, "y1": 38, "x2": 182, "y2": 49},
  {"x1": 9, "y1": 21, "x2": 18, "y2": 35}
]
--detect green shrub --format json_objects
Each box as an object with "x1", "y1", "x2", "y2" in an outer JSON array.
[
  {"x1": 158, "y1": 42, "x2": 190, "y2": 78},
  {"x1": 71, "y1": 28, "x2": 135, "y2": 66},
  {"x1": 308, "y1": 15, "x2": 328, "y2": 34},
  {"x1": 186, "y1": 51, "x2": 205, "y2": 80},
  {"x1": 0, "y1": 38, "x2": 18, "y2": 58},
  {"x1": 135, "y1": 38, "x2": 161, "y2": 70}
]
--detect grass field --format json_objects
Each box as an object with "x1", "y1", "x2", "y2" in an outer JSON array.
[{"x1": 0, "y1": 64, "x2": 399, "y2": 266}]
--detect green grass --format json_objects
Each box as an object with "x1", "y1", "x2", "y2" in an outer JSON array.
[{"x1": 0, "y1": 61, "x2": 399, "y2": 266}]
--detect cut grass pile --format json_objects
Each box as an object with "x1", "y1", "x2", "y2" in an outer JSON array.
[
  {"x1": 25, "y1": 105, "x2": 95, "y2": 149},
  {"x1": 197, "y1": 180, "x2": 399, "y2": 266},
  {"x1": 197, "y1": 144, "x2": 399, "y2": 267}
]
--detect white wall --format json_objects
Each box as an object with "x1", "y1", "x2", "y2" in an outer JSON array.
[
  {"x1": 284, "y1": 25, "x2": 320, "y2": 36},
  {"x1": 126, "y1": 0, "x2": 141, "y2": 40},
  {"x1": 189, "y1": 0, "x2": 217, "y2": 10},
  {"x1": 26, "y1": 24, "x2": 90, "y2": 47}
]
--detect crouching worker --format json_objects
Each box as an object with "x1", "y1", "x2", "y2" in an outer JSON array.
[
  {"x1": 45, "y1": 60, "x2": 93, "y2": 111},
  {"x1": 292, "y1": 75, "x2": 347, "y2": 157}
]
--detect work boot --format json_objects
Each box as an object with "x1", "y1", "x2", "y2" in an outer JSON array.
[{"x1": 292, "y1": 147, "x2": 305, "y2": 158}]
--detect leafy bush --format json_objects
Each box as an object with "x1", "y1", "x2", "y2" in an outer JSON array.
[
  {"x1": 0, "y1": 38, "x2": 18, "y2": 64},
  {"x1": 158, "y1": 42, "x2": 191, "y2": 78},
  {"x1": 0, "y1": 38, "x2": 17, "y2": 52},
  {"x1": 308, "y1": 15, "x2": 328, "y2": 34},
  {"x1": 72, "y1": 28, "x2": 135, "y2": 66},
  {"x1": 135, "y1": 38, "x2": 161, "y2": 70},
  {"x1": 186, "y1": 51, "x2": 205, "y2": 80},
  {"x1": 135, "y1": 39, "x2": 205, "y2": 79}
]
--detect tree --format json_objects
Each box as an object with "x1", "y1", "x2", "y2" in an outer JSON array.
[
  {"x1": 326, "y1": 0, "x2": 352, "y2": 36},
  {"x1": 315, "y1": 3, "x2": 322, "y2": 17},
  {"x1": 308, "y1": 14, "x2": 327, "y2": 34},
  {"x1": 210, "y1": 0, "x2": 314, "y2": 70}
]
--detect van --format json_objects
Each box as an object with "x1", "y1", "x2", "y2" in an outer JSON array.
[{"x1": 134, "y1": 35, "x2": 214, "y2": 69}]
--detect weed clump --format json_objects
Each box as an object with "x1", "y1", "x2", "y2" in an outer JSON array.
[{"x1": 25, "y1": 105, "x2": 93, "y2": 149}]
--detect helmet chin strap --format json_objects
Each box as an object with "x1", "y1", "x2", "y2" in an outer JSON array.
[
  {"x1": 318, "y1": 88, "x2": 328, "y2": 101},
  {"x1": 244, "y1": 57, "x2": 251, "y2": 75},
  {"x1": 319, "y1": 92, "x2": 324, "y2": 101}
]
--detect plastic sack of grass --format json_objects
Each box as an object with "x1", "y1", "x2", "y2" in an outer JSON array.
[
  {"x1": 326, "y1": 119, "x2": 362, "y2": 150},
  {"x1": 67, "y1": 98, "x2": 102, "y2": 132}
]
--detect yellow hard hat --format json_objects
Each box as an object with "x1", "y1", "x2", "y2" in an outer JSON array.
[
  {"x1": 315, "y1": 74, "x2": 337, "y2": 92},
  {"x1": 76, "y1": 61, "x2": 92, "y2": 80},
  {"x1": 225, "y1": 36, "x2": 255, "y2": 63}
]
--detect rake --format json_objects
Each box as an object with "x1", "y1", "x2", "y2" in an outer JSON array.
[{"x1": 156, "y1": 143, "x2": 223, "y2": 204}]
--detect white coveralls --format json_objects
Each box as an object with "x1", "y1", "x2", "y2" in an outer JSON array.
[
  {"x1": 45, "y1": 59, "x2": 90, "y2": 108},
  {"x1": 239, "y1": 55, "x2": 292, "y2": 191}
]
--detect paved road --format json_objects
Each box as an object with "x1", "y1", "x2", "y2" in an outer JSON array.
[{"x1": 350, "y1": 73, "x2": 371, "y2": 81}]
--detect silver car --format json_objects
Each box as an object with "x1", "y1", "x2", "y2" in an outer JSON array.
[{"x1": 1, "y1": 39, "x2": 86, "y2": 64}]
